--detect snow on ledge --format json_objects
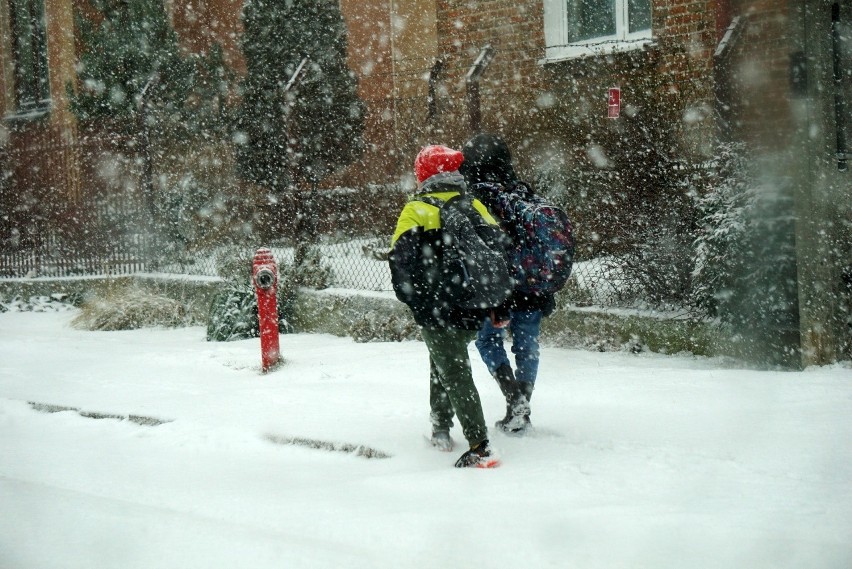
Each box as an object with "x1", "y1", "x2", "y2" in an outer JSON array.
[{"x1": 309, "y1": 287, "x2": 398, "y2": 301}]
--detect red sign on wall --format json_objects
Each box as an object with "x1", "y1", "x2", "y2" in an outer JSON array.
[{"x1": 608, "y1": 88, "x2": 621, "y2": 118}]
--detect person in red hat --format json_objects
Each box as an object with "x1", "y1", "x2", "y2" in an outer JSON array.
[{"x1": 389, "y1": 144, "x2": 508, "y2": 468}]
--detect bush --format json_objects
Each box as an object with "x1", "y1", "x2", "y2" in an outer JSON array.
[
  {"x1": 0, "y1": 292, "x2": 87, "y2": 313},
  {"x1": 206, "y1": 281, "x2": 260, "y2": 341},
  {"x1": 205, "y1": 246, "x2": 327, "y2": 341},
  {"x1": 153, "y1": 140, "x2": 246, "y2": 264},
  {"x1": 234, "y1": 0, "x2": 364, "y2": 190},
  {"x1": 71, "y1": 287, "x2": 188, "y2": 330},
  {"x1": 692, "y1": 143, "x2": 756, "y2": 317},
  {"x1": 693, "y1": 144, "x2": 803, "y2": 365},
  {"x1": 348, "y1": 311, "x2": 419, "y2": 343},
  {"x1": 290, "y1": 243, "x2": 332, "y2": 289},
  {"x1": 70, "y1": 0, "x2": 228, "y2": 137}
]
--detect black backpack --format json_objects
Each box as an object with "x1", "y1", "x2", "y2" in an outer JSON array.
[{"x1": 416, "y1": 194, "x2": 513, "y2": 310}]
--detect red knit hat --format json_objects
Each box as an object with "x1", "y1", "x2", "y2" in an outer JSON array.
[{"x1": 414, "y1": 145, "x2": 465, "y2": 184}]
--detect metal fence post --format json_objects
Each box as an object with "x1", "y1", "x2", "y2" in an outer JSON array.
[
  {"x1": 137, "y1": 72, "x2": 160, "y2": 271},
  {"x1": 466, "y1": 45, "x2": 495, "y2": 134},
  {"x1": 280, "y1": 57, "x2": 318, "y2": 268},
  {"x1": 427, "y1": 58, "x2": 444, "y2": 128},
  {"x1": 283, "y1": 56, "x2": 309, "y2": 189}
]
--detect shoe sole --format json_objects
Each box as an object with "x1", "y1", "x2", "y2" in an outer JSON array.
[
  {"x1": 474, "y1": 458, "x2": 502, "y2": 468},
  {"x1": 496, "y1": 420, "x2": 532, "y2": 436},
  {"x1": 498, "y1": 427, "x2": 530, "y2": 437}
]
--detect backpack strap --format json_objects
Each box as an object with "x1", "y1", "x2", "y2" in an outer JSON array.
[
  {"x1": 414, "y1": 195, "x2": 445, "y2": 209},
  {"x1": 414, "y1": 194, "x2": 464, "y2": 209},
  {"x1": 510, "y1": 180, "x2": 535, "y2": 200}
]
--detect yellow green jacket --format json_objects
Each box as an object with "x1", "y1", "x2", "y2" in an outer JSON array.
[{"x1": 388, "y1": 178, "x2": 501, "y2": 330}]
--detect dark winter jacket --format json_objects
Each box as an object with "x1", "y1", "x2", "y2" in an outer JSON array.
[
  {"x1": 389, "y1": 173, "x2": 504, "y2": 330},
  {"x1": 461, "y1": 133, "x2": 556, "y2": 317}
]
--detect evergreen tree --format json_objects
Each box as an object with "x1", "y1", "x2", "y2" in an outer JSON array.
[
  {"x1": 69, "y1": 0, "x2": 224, "y2": 136},
  {"x1": 235, "y1": 0, "x2": 365, "y2": 190}
]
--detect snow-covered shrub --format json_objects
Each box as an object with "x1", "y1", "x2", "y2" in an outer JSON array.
[
  {"x1": 692, "y1": 143, "x2": 755, "y2": 317},
  {"x1": 348, "y1": 310, "x2": 419, "y2": 343},
  {"x1": 234, "y1": 0, "x2": 364, "y2": 191},
  {"x1": 205, "y1": 247, "x2": 299, "y2": 342},
  {"x1": 360, "y1": 239, "x2": 389, "y2": 262},
  {"x1": 586, "y1": 90, "x2": 710, "y2": 311},
  {"x1": 0, "y1": 294, "x2": 77, "y2": 313},
  {"x1": 155, "y1": 173, "x2": 216, "y2": 262},
  {"x1": 693, "y1": 144, "x2": 801, "y2": 366},
  {"x1": 72, "y1": 287, "x2": 188, "y2": 330},
  {"x1": 206, "y1": 280, "x2": 260, "y2": 342},
  {"x1": 535, "y1": 130, "x2": 706, "y2": 311},
  {"x1": 68, "y1": 1, "x2": 239, "y2": 272},
  {"x1": 213, "y1": 247, "x2": 255, "y2": 282},
  {"x1": 69, "y1": 0, "x2": 228, "y2": 137},
  {"x1": 843, "y1": 268, "x2": 852, "y2": 360},
  {"x1": 290, "y1": 243, "x2": 332, "y2": 289},
  {"x1": 153, "y1": 140, "x2": 248, "y2": 267},
  {"x1": 206, "y1": 282, "x2": 296, "y2": 342}
]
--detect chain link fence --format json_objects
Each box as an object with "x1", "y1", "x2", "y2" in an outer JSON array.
[
  {"x1": 1, "y1": 178, "x2": 684, "y2": 314},
  {"x1": 149, "y1": 205, "x2": 638, "y2": 314},
  {"x1": 2, "y1": 131, "x2": 707, "y2": 318}
]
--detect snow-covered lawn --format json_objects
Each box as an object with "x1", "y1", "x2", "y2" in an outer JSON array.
[{"x1": 1, "y1": 309, "x2": 850, "y2": 569}]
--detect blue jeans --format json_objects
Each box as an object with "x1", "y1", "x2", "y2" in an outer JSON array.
[{"x1": 475, "y1": 309, "x2": 542, "y2": 385}]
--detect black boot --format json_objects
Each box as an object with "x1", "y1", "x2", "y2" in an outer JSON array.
[
  {"x1": 492, "y1": 364, "x2": 530, "y2": 434},
  {"x1": 454, "y1": 439, "x2": 499, "y2": 468},
  {"x1": 520, "y1": 381, "x2": 534, "y2": 424},
  {"x1": 521, "y1": 381, "x2": 534, "y2": 404}
]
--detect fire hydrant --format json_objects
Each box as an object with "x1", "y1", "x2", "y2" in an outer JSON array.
[{"x1": 252, "y1": 248, "x2": 280, "y2": 372}]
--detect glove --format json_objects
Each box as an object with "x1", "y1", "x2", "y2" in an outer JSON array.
[{"x1": 490, "y1": 308, "x2": 510, "y2": 329}]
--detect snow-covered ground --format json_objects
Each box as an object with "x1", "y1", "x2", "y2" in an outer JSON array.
[{"x1": 1, "y1": 308, "x2": 850, "y2": 569}]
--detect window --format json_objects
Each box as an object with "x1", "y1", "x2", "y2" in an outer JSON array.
[
  {"x1": 7, "y1": 0, "x2": 50, "y2": 114},
  {"x1": 543, "y1": 0, "x2": 653, "y2": 61}
]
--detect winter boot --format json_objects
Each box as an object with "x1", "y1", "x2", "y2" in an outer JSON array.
[
  {"x1": 492, "y1": 364, "x2": 531, "y2": 434},
  {"x1": 521, "y1": 381, "x2": 534, "y2": 403},
  {"x1": 511, "y1": 381, "x2": 535, "y2": 432},
  {"x1": 430, "y1": 430, "x2": 454, "y2": 452},
  {"x1": 454, "y1": 440, "x2": 500, "y2": 468}
]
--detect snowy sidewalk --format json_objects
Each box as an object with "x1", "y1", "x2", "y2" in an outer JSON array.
[{"x1": 1, "y1": 309, "x2": 850, "y2": 569}]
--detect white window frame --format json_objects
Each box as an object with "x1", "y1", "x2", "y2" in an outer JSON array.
[
  {"x1": 4, "y1": 0, "x2": 51, "y2": 116},
  {"x1": 542, "y1": 0, "x2": 653, "y2": 62}
]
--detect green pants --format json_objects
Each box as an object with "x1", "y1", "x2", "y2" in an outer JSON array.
[{"x1": 420, "y1": 327, "x2": 487, "y2": 448}]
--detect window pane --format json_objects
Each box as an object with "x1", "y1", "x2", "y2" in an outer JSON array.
[
  {"x1": 9, "y1": 0, "x2": 50, "y2": 111},
  {"x1": 628, "y1": 0, "x2": 652, "y2": 33},
  {"x1": 837, "y1": 20, "x2": 851, "y2": 162},
  {"x1": 566, "y1": 0, "x2": 616, "y2": 42}
]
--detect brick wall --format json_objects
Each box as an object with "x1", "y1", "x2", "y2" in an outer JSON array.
[
  {"x1": 3, "y1": 1, "x2": 765, "y2": 194},
  {"x1": 724, "y1": 1, "x2": 794, "y2": 149},
  {"x1": 170, "y1": 0, "x2": 246, "y2": 75},
  {"x1": 433, "y1": 0, "x2": 545, "y2": 147},
  {"x1": 416, "y1": 0, "x2": 719, "y2": 180}
]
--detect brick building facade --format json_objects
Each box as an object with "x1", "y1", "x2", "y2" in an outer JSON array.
[
  {"x1": 415, "y1": 0, "x2": 721, "y2": 180},
  {"x1": 1, "y1": 0, "x2": 728, "y2": 191}
]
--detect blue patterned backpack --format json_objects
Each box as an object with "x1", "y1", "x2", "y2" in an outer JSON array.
[{"x1": 472, "y1": 182, "x2": 575, "y2": 296}]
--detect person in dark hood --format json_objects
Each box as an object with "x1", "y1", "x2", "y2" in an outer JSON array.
[{"x1": 460, "y1": 133, "x2": 557, "y2": 435}]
